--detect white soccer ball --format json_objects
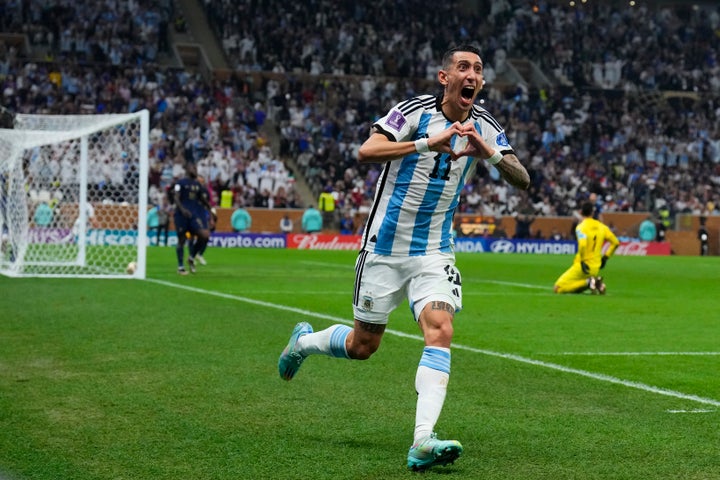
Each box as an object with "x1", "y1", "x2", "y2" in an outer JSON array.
[{"x1": 126, "y1": 261, "x2": 137, "y2": 275}]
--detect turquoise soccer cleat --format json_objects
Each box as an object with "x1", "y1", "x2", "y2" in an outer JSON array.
[
  {"x1": 278, "y1": 322, "x2": 313, "y2": 381},
  {"x1": 407, "y1": 433, "x2": 463, "y2": 471}
]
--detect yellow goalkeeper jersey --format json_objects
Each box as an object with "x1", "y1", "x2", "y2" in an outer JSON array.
[{"x1": 574, "y1": 217, "x2": 620, "y2": 269}]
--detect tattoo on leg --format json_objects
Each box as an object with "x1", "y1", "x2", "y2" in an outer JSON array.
[
  {"x1": 430, "y1": 301, "x2": 454, "y2": 316},
  {"x1": 357, "y1": 321, "x2": 384, "y2": 333}
]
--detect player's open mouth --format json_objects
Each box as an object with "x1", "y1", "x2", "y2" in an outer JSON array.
[{"x1": 461, "y1": 86, "x2": 475, "y2": 102}]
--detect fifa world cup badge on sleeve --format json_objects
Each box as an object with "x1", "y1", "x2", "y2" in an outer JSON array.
[
  {"x1": 385, "y1": 110, "x2": 406, "y2": 131},
  {"x1": 496, "y1": 132, "x2": 510, "y2": 147}
]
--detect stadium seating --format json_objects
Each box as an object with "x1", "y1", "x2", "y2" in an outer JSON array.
[{"x1": 0, "y1": 0, "x2": 718, "y2": 239}]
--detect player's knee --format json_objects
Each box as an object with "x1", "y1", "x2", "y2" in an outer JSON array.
[
  {"x1": 419, "y1": 308, "x2": 455, "y2": 343},
  {"x1": 436, "y1": 321, "x2": 454, "y2": 343},
  {"x1": 421, "y1": 321, "x2": 454, "y2": 347}
]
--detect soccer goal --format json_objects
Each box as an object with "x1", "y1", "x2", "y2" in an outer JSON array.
[{"x1": 0, "y1": 110, "x2": 149, "y2": 278}]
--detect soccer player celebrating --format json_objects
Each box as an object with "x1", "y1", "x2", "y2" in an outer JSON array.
[
  {"x1": 172, "y1": 162, "x2": 212, "y2": 275},
  {"x1": 278, "y1": 44, "x2": 529, "y2": 471},
  {"x1": 554, "y1": 201, "x2": 620, "y2": 294}
]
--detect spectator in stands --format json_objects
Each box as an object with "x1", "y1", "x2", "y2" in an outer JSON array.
[
  {"x1": 147, "y1": 194, "x2": 171, "y2": 246},
  {"x1": 638, "y1": 215, "x2": 657, "y2": 242},
  {"x1": 339, "y1": 211, "x2": 355, "y2": 235},
  {"x1": 157, "y1": 196, "x2": 171, "y2": 247},
  {"x1": 656, "y1": 206, "x2": 671, "y2": 242},
  {"x1": 301, "y1": 205, "x2": 323, "y2": 233},
  {"x1": 318, "y1": 185, "x2": 336, "y2": 230},
  {"x1": 698, "y1": 216, "x2": 709, "y2": 256},
  {"x1": 33, "y1": 201, "x2": 53, "y2": 227},
  {"x1": 279, "y1": 214, "x2": 294, "y2": 234},
  {"x1": 65, "y1": 201, "x2": 98, "y2": 243},
  {"x1": 230, "y1": 201, "x2": 252, "y2": 232},
  {"x1": 4, "y1": 0, "x2": 720, "y2": 236},
  {"x1": 513, "y1": 209, "x2": 536, "y2": 239}
]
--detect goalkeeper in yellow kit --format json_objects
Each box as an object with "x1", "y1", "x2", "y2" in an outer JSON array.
[{"x1": 554, "y1": 201, "x2": 620, "y2": 294}]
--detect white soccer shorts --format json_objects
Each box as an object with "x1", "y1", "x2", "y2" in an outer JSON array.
[{"x1": 352, "y1": 251, "x2": 463, "y2": 324}]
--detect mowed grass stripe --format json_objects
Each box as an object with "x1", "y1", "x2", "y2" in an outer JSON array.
[{"x1": 146, "y1": 276, "x2": 720, "y2": 407}]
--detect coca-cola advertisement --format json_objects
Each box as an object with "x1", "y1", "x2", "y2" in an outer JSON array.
[{"x1": 615, "y1": 241, "x2": 671, "y2": 256}]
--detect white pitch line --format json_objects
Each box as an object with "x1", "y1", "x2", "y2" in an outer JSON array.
[
  {"x1": 472, "y1": 279, "x2": 550, "y2": 290},
  {"x1": 302, "y1": 261, "x2": 550, "y2": 291},
  {"x1": 147, "y1": 278, "x2": 720, "y2": 408},
  {"x1": 240, "y1": 290, "x2": 548, "y2": 297},
  {"x1": 560, "y1": 352, "x2": 720, "y2": 356},
  {"x1": 299, "y1": 261, "x2": 357, "y2": 272},
  {"x1": 666, "y1": 409, "x2": 715, "y2": 414}
]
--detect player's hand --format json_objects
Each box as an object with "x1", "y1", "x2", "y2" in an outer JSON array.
[
  {"x1": 181, "y1": 208, "x2": 191, "y2": 218},
  {"x1": 600, "y1": 255, "x2": 609, "y2": 269},
  {"x1": 581, "y1": 261, "x2": 590, "y2": 274},
  {"x1": 427, "y1": 122, "x2": 464, "y2": 157},
  {"x1": 451, "y1": 123, "x2": 496, "y2": 160}
]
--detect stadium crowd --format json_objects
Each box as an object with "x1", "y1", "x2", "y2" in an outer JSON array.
[
  {"x1": 203, "y1": 0, "x2": 720, "y2": 229},
  {"x1": 0, "y1": 0, "x2": 173, "y2": 66},
  {"x1": 1, "y1": 0, "x2": 719, "y2": 234},
  {"x1": 203, "y1": 0, "x2": 720, "y2": 92}
]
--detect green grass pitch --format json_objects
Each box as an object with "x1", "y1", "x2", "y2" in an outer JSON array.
[{"x1": 1, "y1": 247, "x2": 719, "y2": 479}]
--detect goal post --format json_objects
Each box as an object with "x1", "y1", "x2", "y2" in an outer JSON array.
[{"x1": 0, "y1": 109, "x2": 149, "y2": 278}]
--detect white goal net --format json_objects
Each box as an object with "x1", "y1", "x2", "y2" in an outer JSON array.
[{"x1": 0, "y1": 110, "x2": 149, "y2": 278}]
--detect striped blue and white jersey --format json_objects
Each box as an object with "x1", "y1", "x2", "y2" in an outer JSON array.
[{"x1": 361, "y1": 94, "x2": 513, "y2": 257}]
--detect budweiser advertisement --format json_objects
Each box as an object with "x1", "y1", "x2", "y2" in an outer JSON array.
[
  {"x1": 287, "y1": 234, "x2": 362, "y2": 250},
  {"x1": 615, "y1": 241, "x2": 671, "y2": 256}
]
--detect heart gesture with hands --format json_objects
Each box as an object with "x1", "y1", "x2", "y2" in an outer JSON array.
[
  {"x1": 450, "y1": 123, "x2": 495, "y2": 160},
  {"x1": 424, "y1": 121, "x2": 465, "y2": 158},
  {"x1": 425, "y1": 122, "x2": 495, "y2": 161}
]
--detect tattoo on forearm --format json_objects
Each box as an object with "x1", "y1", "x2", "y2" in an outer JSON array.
[
  {"x1": 496, "y1": 154, "x2": 530, "y2": 189},
  {"x1": 430, "y1": 301, "x2": 454, "y2": 315}
]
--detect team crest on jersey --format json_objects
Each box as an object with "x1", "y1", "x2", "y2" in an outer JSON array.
[
  {"x1": 360, "y1": 295, "x2": 374, "y2": 312},
  {"x1": 385, "y1": 110, "x2": 406, "y2": 131},
  {"x1": 496, "y1": 132, "x2": 510, "y2": 147}
]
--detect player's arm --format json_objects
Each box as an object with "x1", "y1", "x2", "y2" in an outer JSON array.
[
  {"x1": 197, "y1": 188, "x2": 216, "y2": 226},
  {"x1": 600, "y1": 226, "x2": 620, "y2": 269},
  {"x1": 199, "y1": 189, "x2": 212, "y2": 212},
  {"x1": 494, "y1": 153, "x2": 530, "y2": 190},
  {"x1": 453, "y1": 123, "x2": 530, "y2": 190},
  {"x1": 605, "y1": 228, "x2": 620, "y2": 256},
  {"x1": 575, "y1": 229, "x2": 591, "y2": 273},
  {"x1": 357, "y1": 123, "x2": 463, "y2": 164}
]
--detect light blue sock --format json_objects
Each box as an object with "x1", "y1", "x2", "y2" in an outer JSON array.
[
  {"x1": 297, "y1": 324, "x2": 351, "y2": 359},
  {"x1": 418, "y1": 346, "x2": 451, "y2": 374},
  {"x1": 414, "y1": 346, "x2": 451, "y2": 443}
]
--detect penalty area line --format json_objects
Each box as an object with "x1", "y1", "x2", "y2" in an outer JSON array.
[{"x1": 147, "y1": 278, "x2": 720, "y2": 408}]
